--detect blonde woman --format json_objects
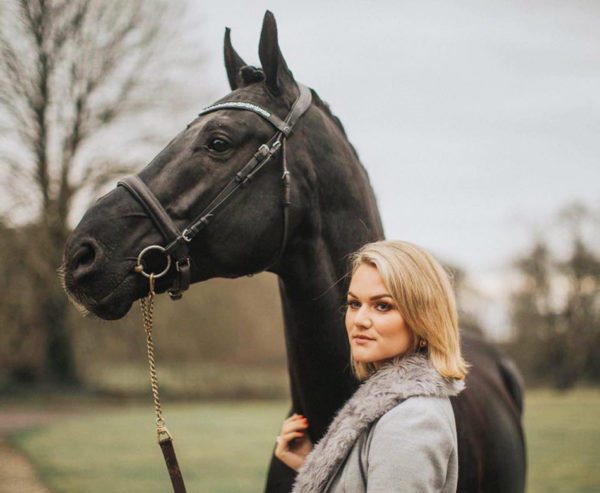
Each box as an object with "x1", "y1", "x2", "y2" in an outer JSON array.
[{"x1": 275, "y1": 240, "x2": 469, "y2": 492}]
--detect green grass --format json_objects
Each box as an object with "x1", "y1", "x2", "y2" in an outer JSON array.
[
  {"x1": 9, "y1": 401, "x2": 290, "y2": 493},
  {"x1": 7, "y1": 389, "x2": 600, "y2": 492},
  {"x1": 524, "y1": 388, "x2": 600, "y2": 493}
]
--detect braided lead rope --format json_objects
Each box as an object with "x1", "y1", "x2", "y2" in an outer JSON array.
[{"x1": 140, "y1": 274, "x2": 172, "y2": 442}]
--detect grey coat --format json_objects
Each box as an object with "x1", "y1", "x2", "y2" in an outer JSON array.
[{"x1": 291, "y1": 353, "x2": 465, "y2": 493}]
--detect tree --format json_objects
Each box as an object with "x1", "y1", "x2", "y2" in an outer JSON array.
[
  {"x1": 555, "y1": 222, "x2": 600, "y2": 386},
  {"x1": 508, "y1": 202, "x2": 600, "y2": 388},
  {"x1": 0, "y1": 0, "x2": 202, "y2": 384},
  {"x1": 509, "y1": 241, "x2": 557, "y2": 383}
]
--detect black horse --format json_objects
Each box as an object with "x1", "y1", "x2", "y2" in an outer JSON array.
[{"x1": 62, "y1": 11, "x2": 526, "y2": 493}]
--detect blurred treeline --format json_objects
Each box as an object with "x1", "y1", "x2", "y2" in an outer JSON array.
[{"x1": 503, "y1": 202, "x2": 600, "y2": 389}]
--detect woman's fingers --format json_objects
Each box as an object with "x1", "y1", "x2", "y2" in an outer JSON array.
[
  {"x1": 282, "y1": 421, "x2": 308, "y2": 434},
  {"x1": 275, "y1": 432, "x2": 298, "y2": 457},
  {"x1": 275, "y1": 414, "x2": 314, "y2": 472},
  {"x1": 277, "y1": 414, "x2": 310, "y2": 450},
  {"x1": 282, "y1": 414, "x2": 309, "y2": 432},
  {"x1": 277, "y1": 413, "x2": 310, "y2": 450},
  {"x1": 281, "y1": 430, "x2": 305, "y2": 442}
]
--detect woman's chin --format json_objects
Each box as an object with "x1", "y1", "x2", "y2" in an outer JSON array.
[{"x1": 350, "y1": 351, "x2": 376, "y2": 365}]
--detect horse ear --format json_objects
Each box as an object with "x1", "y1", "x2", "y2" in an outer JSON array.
[
  {"x1": 224, "y1": 27, "x2": 247, "y2": 90},
  {"x1": 258, "y1": 11, "x2": 295, "y2": 95}
]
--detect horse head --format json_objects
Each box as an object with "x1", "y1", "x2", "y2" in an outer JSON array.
[{"x1": 62, "y1": 11, "x2": 379, "y2": 320}]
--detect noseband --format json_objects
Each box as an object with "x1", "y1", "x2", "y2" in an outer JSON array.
[{"x1": 117, "y1": 83, "x2": 312, "y2": 299}]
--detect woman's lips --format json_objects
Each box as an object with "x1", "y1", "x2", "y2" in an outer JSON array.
[{"x1": 353, "y1": 335, "x2": 374, "y2": 344}]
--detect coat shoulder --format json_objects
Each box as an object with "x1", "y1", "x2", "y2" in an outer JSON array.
[
  {"x1": 357, "y1": 396, "x2": 458, "y2": 492},
  {"x1": 365, "y1": 395, "x2": 457, "y2": 469},
  {"x1": 375, "y1": 395, "x2": 456, "y2": 436}
]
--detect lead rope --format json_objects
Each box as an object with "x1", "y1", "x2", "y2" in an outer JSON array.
[{"x1": 139, "y1": 274, "x2": 187, "y2": 493}]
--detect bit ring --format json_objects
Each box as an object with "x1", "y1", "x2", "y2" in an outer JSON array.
[{"x1": 135, "y1": 245, "x2": 171, "y2": 279}]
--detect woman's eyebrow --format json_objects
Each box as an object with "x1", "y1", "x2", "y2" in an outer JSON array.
[{"x1": 347, "y1": 291, "x2": 392, "y2": 300}]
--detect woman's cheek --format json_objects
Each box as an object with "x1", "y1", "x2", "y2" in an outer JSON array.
[{"x1": 344, "y1": 312, "x2": 352, "y2": 335}]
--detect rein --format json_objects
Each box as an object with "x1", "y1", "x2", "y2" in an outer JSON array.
[
  {"x1": 122, "y1": 83, "x2": 313, "y2": 492},
  {"x1": 138, "y1": 271, "x2": 186, "y2": 493}
]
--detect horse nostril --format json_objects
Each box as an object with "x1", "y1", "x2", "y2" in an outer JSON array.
[
  {"x1": 71, "y1": 241, "x2": 100, "y2": 279},
  {"x1": 75, "y1": 244, "x2": 95, "y2": 268}
]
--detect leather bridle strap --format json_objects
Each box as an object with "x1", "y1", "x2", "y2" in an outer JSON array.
[
  {"x1": 183, "y1": 84, "x2": 311, "y2": 255},
  {"x1": 196, "y1": 82, "x2": 312, "y2": 138},
  {"x1": 196, "y1": 101, "x2": 292, "y2": 135},
  {"x1": 119, "y1": 175, "x2": 181, "y2": 242},
  {"x1": 178, "y1": 131, "x2": 283, "y2": 242},
  {"x1": 117, "y1": 83, "x2": 312, "y2": 299},
  {"x1": 118, "y1": 175, "x2": 192, "y2": 299}
]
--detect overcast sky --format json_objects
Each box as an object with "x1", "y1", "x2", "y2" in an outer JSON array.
[{"x1": 184, "y1": 1, "x2": 599, "y2": 337}]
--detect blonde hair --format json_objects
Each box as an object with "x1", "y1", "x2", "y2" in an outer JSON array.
[{"x1": 347, "y1": 240, "x2": 469, "y2": 381}]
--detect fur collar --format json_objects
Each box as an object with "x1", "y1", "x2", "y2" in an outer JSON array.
[{"x1": 291, "y1": 353, "x2": 465, "y2": 493}]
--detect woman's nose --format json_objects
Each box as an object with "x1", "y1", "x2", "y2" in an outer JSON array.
[{"x1": 354, "y1": 306, "x2": 372, "y2": 328}]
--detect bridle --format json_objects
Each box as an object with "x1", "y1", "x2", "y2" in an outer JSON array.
[{"x1": 117, "y1": 83, "x2": 312, "y2": 299}]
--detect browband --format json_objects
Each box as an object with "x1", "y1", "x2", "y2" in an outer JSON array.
[{"x1": 199, "y1": 102, "x2": 291, "y2": 135}]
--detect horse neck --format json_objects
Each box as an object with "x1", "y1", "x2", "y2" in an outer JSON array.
[{"x1": 276, "y1": 107, "x2": 384, "y2": 437}]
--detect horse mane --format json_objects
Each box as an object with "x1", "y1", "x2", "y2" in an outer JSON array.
[
  {"x1": 238, "y1": 69, "x2": 360, "y2": 160},
  {"x1": 309, "y1": 88, "x2": 359, "y2": 160}
]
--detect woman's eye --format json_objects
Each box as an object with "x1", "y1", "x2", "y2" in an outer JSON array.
[
  {"x1": 346, "y1": 300, "x2": 360, "y2": 309},
  {"x1": 375, "y1": 302, "x2": 392, "y2": 312},
  {"x1": 207, "y1": 138, "x2": 231, "y2": 152}
]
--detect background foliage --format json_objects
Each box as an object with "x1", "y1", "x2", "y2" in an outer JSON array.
[{"x1": 505, "y1": 202, "x2": 600, "y2": 389}]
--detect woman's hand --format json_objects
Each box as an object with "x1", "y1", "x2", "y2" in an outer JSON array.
[{"x1": 275, "y1": 413, "x2": 314, "y2": 472}]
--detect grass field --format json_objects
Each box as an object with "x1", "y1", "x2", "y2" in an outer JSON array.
[
  {"x1": 9, "y1": 401, "x2": 290, "y2": 493},
  {"x1": 523, "y1": 389, "x2": 600, "y2": 493},
  {"x1": 7, "y1": 389, "x2": 600, "y2": 492}
]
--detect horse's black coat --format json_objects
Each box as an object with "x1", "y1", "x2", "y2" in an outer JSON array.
[{"x1": 63, "y1": 11, "x2": 525, "y2": 493}]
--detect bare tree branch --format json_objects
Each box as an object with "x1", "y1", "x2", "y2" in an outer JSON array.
[
  {"x1": 0, "y1": 0, "x2": 204, "y2": 384},
  {"x1": 1, "y1": 0, "x2": 201, "y2": 224}
]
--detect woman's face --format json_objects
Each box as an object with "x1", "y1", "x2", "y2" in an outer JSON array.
[{"x1": 345, "y1": 263, "x2": 413, "y2": 369}]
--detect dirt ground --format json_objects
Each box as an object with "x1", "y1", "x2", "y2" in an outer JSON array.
[
  {"x1": 0, "y1": 440, "x2": 51, "y2": 493},
  {"x1": 0, "y1": 407, "x2": 86, "y2": 493}
]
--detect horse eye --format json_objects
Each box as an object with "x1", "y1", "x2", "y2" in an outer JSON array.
[{"x1": 207, "y1": 138, "x2": 230, "y2": 152}]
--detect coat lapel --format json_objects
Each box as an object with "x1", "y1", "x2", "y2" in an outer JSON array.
[{"x1": 291, "y1": 353, "x2": 465, "y2": 493}]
